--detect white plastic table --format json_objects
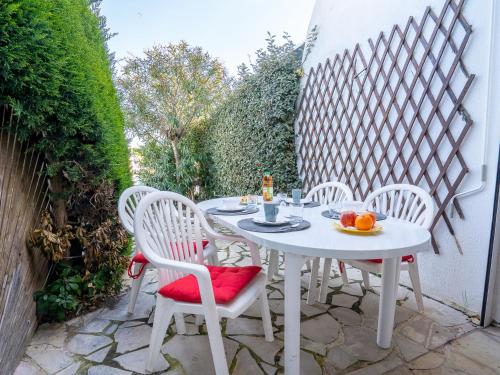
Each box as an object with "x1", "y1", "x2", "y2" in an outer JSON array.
[{"x1": 197, "y1": 198, "x2": 431, "y2": 375}]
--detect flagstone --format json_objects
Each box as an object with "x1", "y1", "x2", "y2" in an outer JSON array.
[
  {"x1": 85, "y1": 345, "x2": 112, "y2": 363},
  {"x1": 331, "y1": 293, "x2": 358, "y2": 308},
  {"x1": 230, "y1": 335, "x2": 282, "y2": 364},
  {"x1": 80, "y1": 319, "x2": 111, "y2": 333},
  {"x1": 340, "y1": 283, "x2": 364, "y2": 296},
  {"x1": 329, "y1": 307, "x2": 362, "y2": 326},
  {"x1": 55, "y1": 361, "x2": 81, "y2": 375},
  {"x1": 13, "y1": 360, "x2": 44, "y2": 375},
  {"x1": 346, "y1": 353, "x2": 403, "y2": 375},
  {"x1": 395, "y1": 335, "x2": 428, "y2": 361},
  {"x1": 100, "y1": 292, "x2": 154, "y2": 321},
  {"x1": 25, "y1": 344, "x2": 75, "y2": 374},
  {"x1": 447, "y1": 330, "x2": 500, "y2": 372},
  {"x1": 301, "y1": 314, "x2": 340, "y2": 344},
  {"x1": 114, "y1": 347, "x2": 170, "y2": 374},
  {"x1": 66, "y1": 334, "x2": 113, "y2": 355},
  {"x1": 30, "y1": 323, "x2": 67, "y2": 348},
  {"x1": 300, "y1": 301, "x2": 329, "y2": 317},
  {"x1": 105, "y1": 323, "x2": 119, "y2": 335},
  {"x1": 115, "y1": 324, "x2": 152, "y2": 353},
  {"x1": 343, "y1": 326, "x2": 391, "y2": 362},
  {"x1": 408, "y1": 351, "x2": 446, "y2": 370},
  {"x1": 325, "y1": 346, "x2": 357, "y2": 370},
  {"x1": 226, "y1": 317, "x2": 266, "y2": 335},
  {"x1": 88, "y1": 365, "x2": 132, "y2": 375},
  {"x1": 162, "y1": 335, "x2": 238, "y2": 374},
  {"x1": 278, "y1": 350, "x2": 322, "y2": 375},
  {"x1": 233, "y1": 347, "x2": 264, "y2": 375},
  {"x1": 261, "y1": 362, "x2": 278, "y2": 375}
]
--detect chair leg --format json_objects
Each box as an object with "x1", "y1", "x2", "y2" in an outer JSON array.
[
  {"x1": 319, "y1": 257, "x2": 332, "y2": 303},
  {"x1": 174, "y1": 313, "x2": 186, "y2": 334},
  {"x1": 210, "y1": 253, "x2": 221, "y2": 266},
  {"x1": 307, "y1": 257, "x2": 320, "y2": 305},
  {"x1": 204, "y1": 309, "x2": 229, "y2": 375},
  {"x1": 146, "y1": 297, "x2": 173, "y2": 373},
  {"x1": 268, "y1": 249, "x2": 279, "y2": 281},
  {"x1": 338, "y1": 261, "x2": 349, "y2": 285},
  {"x1": 247, "y1": 241, "x2": 262, "y2": 266},
  {"x1": 408, "y1": 260, "x2": 424, "y2": 312},
  {"x1": 259, "y1": 289, "x2": 274, "y2": 342},
  {"x1": 127, "y1": 264, "x2": 146, "y2": 314},
  {"x1": 362, "y1": 270, "x2": 371, "y2": 290}
]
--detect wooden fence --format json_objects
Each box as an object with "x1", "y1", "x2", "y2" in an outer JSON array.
[
  {"x1": 295, "y1": 0, "x2": 474, "y2": 252},
  {"x1": 0, "y1": 106, "x2": 49, "y2": 373}
]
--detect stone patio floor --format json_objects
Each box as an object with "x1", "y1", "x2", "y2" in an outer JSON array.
[{"x1": 15, "y1": 240, "x2": 500, "y2": 375}]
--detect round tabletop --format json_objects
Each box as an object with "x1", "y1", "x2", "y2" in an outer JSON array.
[{"x1": 197, "y1": 197, "x2": 431, "y2": 260}]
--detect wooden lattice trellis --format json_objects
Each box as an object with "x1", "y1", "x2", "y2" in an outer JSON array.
[{"x1": 295, "y1": 0, "x2": 475, "y2": 252}]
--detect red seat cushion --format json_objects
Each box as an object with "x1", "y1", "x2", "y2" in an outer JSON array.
[
  {"x1": 366, "y1": 255, "x2": 414, "y2": 264},
  {"x1": 132, "y1": 239, "x2": 210, "y2": 264},
  {"x1": 159, "y1": 265, "x2": 262, "y2": 304}
]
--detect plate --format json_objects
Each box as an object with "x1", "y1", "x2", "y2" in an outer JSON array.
[
  {"x1": 332, "y1": 221, "x2": 383, "y2": 234},
  {"x1": 253, "y1": 217, "x2": 290, "y2": 226},
  {"x1": 217, "y1": 206, "x2": 245, "y2": 212},
  {"x1": 286, "y1": 198, "x2": 312, "y2": 204}
]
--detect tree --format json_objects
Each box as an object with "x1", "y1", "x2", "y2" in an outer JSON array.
[{"x1": 118, "y1": 42, "x2": 228, "y2": 180}]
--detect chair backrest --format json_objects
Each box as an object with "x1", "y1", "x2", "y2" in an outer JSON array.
[
  {"x1": 362, "y1": 184, "x2": 435, "y2": 229},
  {"x1": 134, "y1": 191, "x2": 210, "y2": 284},
  {"x1": 305, "y1": 181, "x2": 354, "y2": 205},
  {"x1": 118, "y1": 185, "x2": 158, "y2": 235}
]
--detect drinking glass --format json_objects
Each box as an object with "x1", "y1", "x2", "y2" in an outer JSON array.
[
  {"x1": 290, "y1": 203, "x2": 304, "y2": 224},
  {"x1": 277, "y1": 192, "x2": 288, "y2": 204}
]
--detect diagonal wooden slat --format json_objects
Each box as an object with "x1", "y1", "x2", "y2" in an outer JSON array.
[{"x1": 295, "y1": 0, "x2": 474, "y2": 253}]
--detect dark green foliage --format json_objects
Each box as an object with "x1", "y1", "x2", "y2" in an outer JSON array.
[
  {"x1": 0, "y1": 0, "x2": 131, "y2": 191},
  {"x1": 206, "y1": 34, "x2": 302, "y2": 196},
  {"x1": 0, "y1": 0, "x2": 131, "y2": 321}
]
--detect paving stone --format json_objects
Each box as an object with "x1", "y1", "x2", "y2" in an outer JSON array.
[
  {"x1": 399, "y1": 316, "x2": 433, "y2": 345},
  {"x1": 55, "y1": 361, "x2": 81, "y2": 375},
  {"x1": 485, "y1": 325, "x2": 500, "y2": 339},
  {"x1": 268, "y1": 299, "x2": 285, "y2": 315},
  {"x1": 114, "y1": 347, "x2": 170, "y2": 374},
  {"x1": 119, "y1": 320, "x2": 144, "y2": 328},
  {"x1": 66, "y1": 334, "x2": 113, "y2": 355},
  {"x1": 161, "y1": 335, "x2": 238, "y2": 374},
  {"x1": 25, "y1": 344, "x2": 75, "y2": 374},
  {"x1": 328, "y1": 277, "x2": 345, "y2": 288},
  {"x1": 331, "y1": 293, "x2": 358, "y2": 308},
  {"x1": 346, "y1": 353, "x2": 402, "y2": 375},
  {"x1": 13, "y1": 360, "x2": 44, "y2": 375},
  {"x1": 88, "y1": 365, "x2": 132, "y2": 375},
  {"x1": 233, "y1": 347, "x2": 264, "y2": 375},
  {"x1": 427, "y1": 323, "x2": 459, "y2": 349},
  {"x1": 268, "y1": 290, "x2": 282, "y2": 299},
  {"x1": 445, "y1": 349, "x2": 498, "y2": 375},
  {"x1": 384, "y1": 365, "x2": 413, "y2": 375},
  {"x1": 278, "y1": 350, "x2": 321, "y2": 375},
  {"x1": 395, "y1": 335, "x2": 428, "y2": 361},
  {"x1": 329, "y1": 307, "x2": 362, "y2": 326},
  {"x1": 243, "y1": 301, "x2": 263, "y2": 318},
  {"x1": 226, "y1": 317, "x2": 264, "y2": 335},
  {"x1": 79, "y1": 319, "x2": 110, "y2": 333},
  {"x1": 359, "y1": 292, "x2": 379, "y2": 316},
  {"x1": 300, "y1": 301, "x2": 329, "y2": 317},
  {"x1": 409, "y1": 351, "x2": 446, "y2": 369},
  {"x1": 261, "y1": 362, "x2": 277, "y2": 375},
  {"x1": 100, "y1": 292, "x2": 154, "y2": 321},
  {"x1": 300, "y1": 337, "x2": 327, "y2": 356},
  {"x1": 31, "y1": 323, "x2": 67, "y2": 347},
  {"x1": 402, "y1": 296, "x2": 469, "y2": 327},
  {"x1": 230, "y1": 335, "x2": 282, "y2": 364},
  {"x1": 325, "y1": 346, "x2": 357, "y2": 369},
  {"x1": 301, "y1": 314, "x2": 340, "y2": 344},
  {"x1": 105, "y1": 323, "x2": 119, "y2": 335},
  {"x1": 340, "y1": 283, "x2": 364, "y2": 296},
  {"x1": 114, "y1": 324, "x2": 152, "y2": 353},
  {"x1": 85, "y1": 345, "x2": 111, "y2": 363},
  {"x1": 447, "y1": 330, "x2": 500, "y2": 372},
  {"x1": 343, "y1": 326, "x2": 391, "y2": 362}
]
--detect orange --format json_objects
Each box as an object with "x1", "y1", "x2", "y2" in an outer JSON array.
[
  {"x1": 365, "y1": 212, "x2": 377, "y2": 227},
  {"x1": 355, "y1": 214, "x2": 374, "y2": 231}
]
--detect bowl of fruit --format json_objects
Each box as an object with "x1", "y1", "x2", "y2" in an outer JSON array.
[{"x1": 333, "y1": 210, "x2": 383, "y2": 234}]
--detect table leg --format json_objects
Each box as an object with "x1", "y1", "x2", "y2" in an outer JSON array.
[
  {"x1": 284, "y1": 252, "x2": 305, "y2": 375},
  {"x1": 377, "y1": 257, "x2": 401, "y2": 348}
]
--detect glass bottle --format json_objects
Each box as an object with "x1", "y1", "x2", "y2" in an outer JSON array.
[{"x1": 262, "y1": 171, "x2": 273, "y2": 202}]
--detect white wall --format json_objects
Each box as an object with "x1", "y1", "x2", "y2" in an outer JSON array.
[{"x1": 300, "y1": 0, "x2": 500, "y2": 315}]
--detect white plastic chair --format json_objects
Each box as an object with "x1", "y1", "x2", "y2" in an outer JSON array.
[
  {"x1": 118, "y1": 186, "x2": 219, "y2": 320},
  {"x1": 134, "y1": 191, "x2": 273, "y2": 374},
  {"x1": 338, "y1": 184, "x2": 434, "y2": 312},
  {"x1": 304, "y1": 182, "x2": 353, "y2": 304}
]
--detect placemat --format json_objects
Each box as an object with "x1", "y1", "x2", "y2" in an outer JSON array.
[
  {"x1": 303, "y1": 201, "x2": 321, "y2": 208},
  {"x1": 237, "y1": 218, "x2": 311, "y2": 233},
  {"x1": 206, "y1": 206, "x2": 259, "y2": 216},
  {"x1": 321, "y1": 210, "x2": 387, "y2": 220}
]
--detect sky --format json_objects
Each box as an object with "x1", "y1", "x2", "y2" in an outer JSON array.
[{"x1": 101, "y1": 0, "x2": 316, "y2": 76}]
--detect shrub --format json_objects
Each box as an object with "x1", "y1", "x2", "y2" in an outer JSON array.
[
  {"x1": 206, "y1": 34, "x2": 302, "y2": 196},
  {"x1": 0, "y1": 0, "x2": 131, "y2": 320}
]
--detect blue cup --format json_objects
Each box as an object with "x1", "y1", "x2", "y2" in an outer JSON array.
[
  {"x1": 264, "y1": 203, "x2": 279, "y2": 222},
  {"x1": 292, "y1": 189, "x2": 302, "y2": 204}
]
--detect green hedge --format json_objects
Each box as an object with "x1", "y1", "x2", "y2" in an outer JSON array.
[
  {"x1": 206, "y1": 37, "x2": 302, "y2": 196},
  {"x1": 0, "y1": 0, "x2": 131, "y2": 191}
]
